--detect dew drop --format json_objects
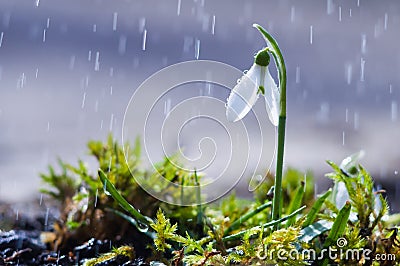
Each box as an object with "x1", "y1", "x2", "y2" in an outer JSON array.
[
  {"x1": 103, "y1": 180, "x2": 111, "y2": 196},
  {"x1": 137, "y1": 221, "x2": 149, "y2": 233}
]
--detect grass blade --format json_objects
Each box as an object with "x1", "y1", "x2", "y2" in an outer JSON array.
[
  {"x1": 98, "y1": 169, "x2": 152, "y2": 227},
  {"x1": 303, "y1": 189, "x2": 332, "y2": 228}
]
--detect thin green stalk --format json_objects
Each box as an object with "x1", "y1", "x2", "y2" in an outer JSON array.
[
  {"x1": 98, "y1": 169, "x2": 152, "y2": 227},
  {"x1": 254, "y1": 24, "x2": 287, "y2": 227},
  {"x1": 222, "y1": 206, "x2": 305, "y2": 242},
  {"x1": 224, "y1": 201, "x2": 272, "y2": 235}
]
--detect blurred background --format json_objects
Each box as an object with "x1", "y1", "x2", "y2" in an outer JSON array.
[{"x1": 0, "y1": 0, "x2": 399, "y2": 210}]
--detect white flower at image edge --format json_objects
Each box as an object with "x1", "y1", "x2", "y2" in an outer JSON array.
[{"x1": 226, "y1": 50, "x2": 280, "y2": 126}]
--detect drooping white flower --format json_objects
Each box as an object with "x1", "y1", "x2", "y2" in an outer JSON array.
[{"x1": 226, "y1": 48, "x2": 280, "y2": 126}]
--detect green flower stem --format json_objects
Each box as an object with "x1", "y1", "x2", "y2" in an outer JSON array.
[{"x1": 253, "y1": 24, "x2": 287, "y2": 228}]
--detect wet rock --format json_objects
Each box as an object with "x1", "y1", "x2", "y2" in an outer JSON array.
[{"x1": 74, "y1": 238, "x2": 112, "y2": 261}]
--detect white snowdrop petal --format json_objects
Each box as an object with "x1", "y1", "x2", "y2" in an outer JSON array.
[
  {"x1": 263, "y1": 68, "x2": 280, "y2": 126},
  {"x1": 226, "y1": 64, "x2": 260, "y2": 122}
]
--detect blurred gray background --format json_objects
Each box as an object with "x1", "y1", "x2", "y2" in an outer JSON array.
[{"x1": 0, "y1": 0, "x2": 399, "y2": 209}]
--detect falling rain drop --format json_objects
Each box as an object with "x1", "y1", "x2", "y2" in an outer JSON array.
[
  {"x1": 94, "y1": 100, "x2": 99, "y2": 112},
  {"x1": 35, "y1": 68, "x2": 39, "y2": 79},
  {"x1": 46, "y1": 18, "x2": 50, "y2": 28},
  {"x1": 109, "y1": 113, "x2": 114, "y2": 131},
  {"x1": 195, "y1": 39, "x2": 200, "y2": 59},
  {"x1": 142, "y1": 29, "x2": 147, "y2": 51},
  {"x1": 35, "y1": 0, "x2": 40, "y2": 7},
  {"x1": 360, "y1": 58, "x2": 365, "y2": 82},
  {"x1": 338, "y1": 6, "x2": 342, "y2": 21},
  {"x1": 93, "y1": 24, "x2": 97, "y2": 32},
  {"x1": 100, "y1": 119, "x2": 104, "y2": 129},
  {"x1": 164, "y1": 98, "x2": 171, "y2": 117},
  {"x1": 95, "y1": 51, "x2": 100, "y2": 71},
  {"x1": 44, "y1": 207, "x2": 50, "y2": 227},
  {"x1": 357, "y1": 0, "x2": 360, "y2": 7},
  {"x1": 94, "y1": 189, "x2": 98, "y2": 207},
  {"x1": 109, "y1": 67, "x2": 114, "y2": 77},
  {"x1": 309, "y1": 25, "x2": 313, "y2": 44},
  {"x1": 349, "y1": 9, "x2": 352, "y2": 17},
  {"x1": 345, "y1": 108, "x2": 349, "y2": 123},
  {"x1": 354, "y1": 112, "x2": 359, "y2": 130},
  {"x1": 361, "y1": 34, "x2": 367, "y2": 54},
  {"x1": 118, "y1": 35, "x2": 127, "y2": 55},
  {"x1": 342, "y1": 131, "x2": 345, "y2": 146},
  {"x1": 110, "y1": 86, "x2": 113, "y2": 95},
  {"x1": 327, "y1": 0, "x2": 334, "y2": 15},
  {"x1": 211, "y1": 15, "x2": 216, "y2": 35},
  {"x1": 346, "y1": 63, "x2": 352, "y2": 84},
  {"x1": 113, "y1": 12, "x2": 118, "y2": 31},
  {"x1": 139, "y1": 17, "x2": 146, "y2": 33},
  {"x1": 295, "y1": 66, "x2": 301, "y2": 83},
  {"x1": 391, "y1": 101, "x2": 398, "y2": 122},
  {"x1": 42, "y1": 29, "x2": 46, "y2": 42},
  {"x1": 384, "y1": 13, "x2": 388, "y2": 30},
  {"x1": 81, "y1": 92, "x2": 87, "y2": 109},
  {"x1": 0, "y1": 32, "x2": 3, "y2": 47},
  {"x1": 177, "y1": 0, "x2": 182, "y2": 16},
  {"x1": 16, "y1": 210, "x2": 19, "y2": 221},
  {"x1": 389, "y1": 84, "x2": 393, "y2": 94},
  {"x1": 290, "y1": 6, "x2": 295, "y2": 22},
  {"x1": 17, "y1": 73, "x2": 26, "y2": 89},
  {"x1": 88, "y1": 50, "x2": 92, "y2": 61},
  {"x1": 39, "y1": 194, "x2": 43, "y2": 205},
  {"x1": 47, "y1": 121, "x2": 50, "y2": 132}
]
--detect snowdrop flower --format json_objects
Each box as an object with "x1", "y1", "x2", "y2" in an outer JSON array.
[{"x1": 226, "y1": 48, "x2": 280, "y2": 126}]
